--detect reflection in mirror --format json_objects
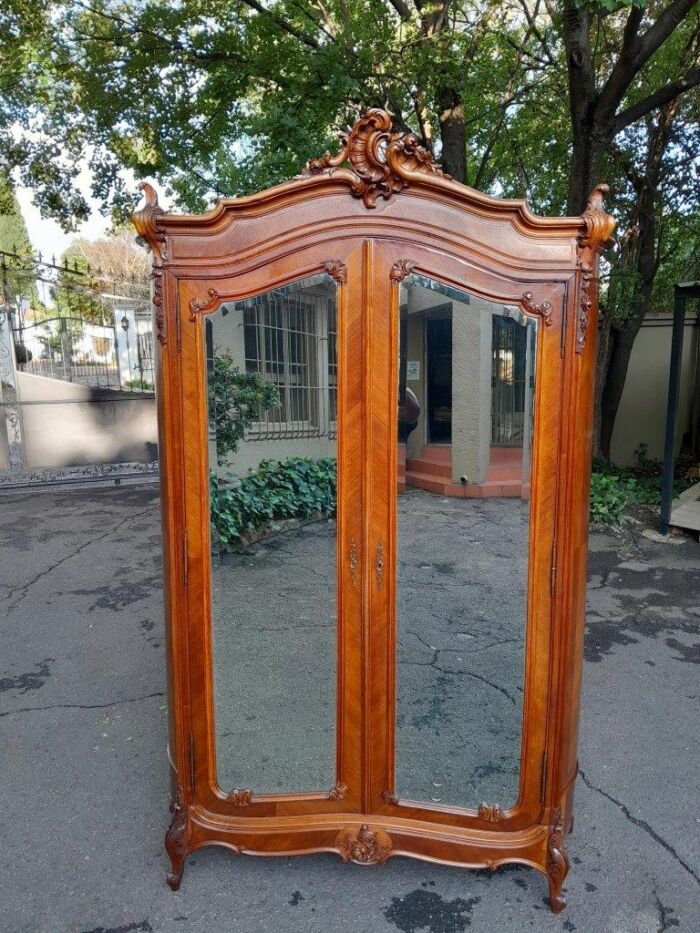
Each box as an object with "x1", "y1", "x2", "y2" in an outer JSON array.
[
  {"x1": 396, "y1": 275, "x2": 537, "y2": 811},
  {"x1": 206, "y1": 273, "x2": 338, "y2": 795}
]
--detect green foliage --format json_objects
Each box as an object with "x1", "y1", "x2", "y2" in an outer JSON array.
[
  {"x1": 590, "y1": 452, "x2": 693, "y2": 524},
  {"x1": 589, "y1": 471, "x2": 650, "y2": 524},
  {"x1": 123, "y1": 378, "x2": 154, "y2": 391},
  {"x1": 210, "y1": 457, "x2": 337, "y2": 550},
  {"x1": 209, "y1": 350, "x2": 280, "y2": 462}
]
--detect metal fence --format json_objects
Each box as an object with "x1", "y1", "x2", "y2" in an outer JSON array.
[{"x1": 0, "y1": 248, "x2": 158, "y2": 487}]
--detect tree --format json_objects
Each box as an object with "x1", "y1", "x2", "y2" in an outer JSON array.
[
  {"x1": 0, "y1": 190, "x2": 39, "y2": 308},
  {"x1": 561, "y1": 0, "x2": 700, "y2": 214}
]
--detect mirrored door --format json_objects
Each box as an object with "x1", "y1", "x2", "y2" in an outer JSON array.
[
  {"x1": 205, "y1": 273, "x2": 340, "y2": 796},
  {"x1": 367, "y1": 246, "x2": 557, "y2": 826},
  {"x1": 395, "y1": 274, "x2": 536, "y2": 811}
]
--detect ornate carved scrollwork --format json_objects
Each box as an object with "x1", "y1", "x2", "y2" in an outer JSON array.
[
  {"x1": 336, "y1": 824, "x2": 392, "y2": 864},
  {"x1": 132, "y1": 182, "x2": 168, "y2": 345},
  {"x1": 323, "y1": 260, "x2": 348, "y2": 284},
  {"x1": 228, "y1": 788, "x2": 253, "y2": 806},
  {"x1": 576, "y1": 184, "x2": 616, "y2": 353},
  {"x1": 165, "y1": 784, "x2": 188, "y2": 891},
  {"x1": 189, "y1": 288, "x2": 221, "y2": 321},
  {"x1": 328, "y1": 782, "x2": 348, "y2": 800},
  {"x1": 300, "y1": 108, "x2": 449, "y2": 209},
  {"x1": 521, "y1": 291, "x2": 553, "y2": 327},
  {"x1": 390, "y1": 259, "x2": 416, "y2": 283},
  {"x1": 546, "y1": 806, "x2": 570, "y2": 913},
  {"x1": 477, "y1": 803, "x2": 503, "y2": 823}
]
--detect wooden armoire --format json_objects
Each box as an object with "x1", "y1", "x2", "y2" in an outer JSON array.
[{"x1": 133, "y1": 107, "x2": 615, "y2": 913}]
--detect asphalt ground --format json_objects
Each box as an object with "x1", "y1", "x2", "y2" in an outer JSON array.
[{"x1": 1, "y1": 485, "x2": 698, "y2": 933}]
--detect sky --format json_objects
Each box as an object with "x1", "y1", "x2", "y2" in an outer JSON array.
[
  {"x1": 15, "y1": 161, "x2": 169, "y2": 258},
  {"x1": 16, "y1": 185, "x2": 110, "y2": 260}
]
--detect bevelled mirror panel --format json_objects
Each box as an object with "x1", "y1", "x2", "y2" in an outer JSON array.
[
  {"x1": 395, "y1": 275, "x2": 536, "y2": 811},
  {"x1": 206, "y1": 273, "x2": 338, "y2": 796}
]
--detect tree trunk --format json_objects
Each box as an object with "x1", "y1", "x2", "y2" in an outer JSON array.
[
  {"x1": 437, "y1": 88, "x2": 466, "y2": 184},
  {"x1": 592, "y1": 309, "x2": 614, "y2": 460},
  {"x1": 599, "y1": 168, "x2": 659, "y2": 461}
]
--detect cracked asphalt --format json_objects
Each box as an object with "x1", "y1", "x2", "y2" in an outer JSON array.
[{"x1": 1, "y1": 485, "x2": 699, "y2": 933}]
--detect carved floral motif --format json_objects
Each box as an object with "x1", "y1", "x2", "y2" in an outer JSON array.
[
  {"x1": 477, "y1": 803, "x2": 503, "y2": 822},
  {"x1": 390, "y1": 259, "x2": 416, "y2": 283},
  {"x1": 521, "y1": 291, "x2": 553, "y2": 327},
  {"x1": 336, "y1": 824, "x2": 392, "y2": 864},
  {"x1": 323, "y1": 260, "x2": 348, "y2": 284},
  {"x1": 189, "y1": 288, "x2": 221, "y2": 321},
  {"x1": 328, "y1": 783, "x2": 348, "y2": 800},
  {"x1": 228, "y1": 788, "x2": 253, "y2": 806},
  {"x1": 547, "y1": 806, "x2": 570, "y2": 914},
  {"x1": 576, "y1": 184, "x2": 616, "y2": 353},
  {"x1": 300, "y1": 108, "x2": 448, "y2": 209},
  {"x1": 132, "y1": 182, "x2": 167, "y2": 345}
]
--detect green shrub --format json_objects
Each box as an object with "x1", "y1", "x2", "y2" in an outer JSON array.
[
  {"x1": 209, "y1": 350, "x2": 280, "y2": 462},
  {"x1": 211, "y1": 456, "x2": 337, "y2": 550},
  {"x1": 590, "y1": 461, "x2": 690, "y2": 525},
  {"x1": 589, "y1": 473, "x2": 645, "y2": 524}
]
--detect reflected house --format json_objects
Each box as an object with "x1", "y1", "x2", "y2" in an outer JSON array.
[
  {"x1": 399, "y1": 277, "x2": 535, "y2": 500},
  {"x1": 208, "y1": 275, "x2": 338, "y2": 476},
  {"x1": 211, "y1": 275, "x2": 534, "y2": 501}
]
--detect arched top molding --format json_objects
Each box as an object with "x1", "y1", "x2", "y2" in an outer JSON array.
[{"x1": 133, "y1": 108, "x2": 615, "y2": 271}]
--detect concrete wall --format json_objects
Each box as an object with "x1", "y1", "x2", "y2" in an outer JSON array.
[
  {"x1": 13, "y1": 372, "x2": 157, "y2": 469},
  {"x1": 452, "y1": 296, "x2": 492, "y2": 484},
  {"x1": 610, "y1": 313, "x2": 698, "y2": 466}
]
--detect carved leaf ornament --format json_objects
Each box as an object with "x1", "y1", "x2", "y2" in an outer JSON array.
[
  {"x1": 576, "y1": 184, "x2": 616, "y2": 353},
  {"x1": 300, "y1": 108, "x2": 449, "y2": 208}
]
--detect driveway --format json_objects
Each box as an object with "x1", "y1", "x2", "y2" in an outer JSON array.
[{"x1": 1, "y1": 485, "x2": 698, "y2": 933}]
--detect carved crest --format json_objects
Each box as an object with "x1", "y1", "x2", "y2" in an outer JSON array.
[
  {"x1": 336, "y1": 824, "x2": 392, "y2": 865},
  {"x1": 132, "y1": 182, "x2": 168, "y2": 345},
  {"x1": 300, "y1": 108, "x2": 449, "y2": 209},
  {"x1": 576, "y1": 184, "x2": 616, "y2": 353}
]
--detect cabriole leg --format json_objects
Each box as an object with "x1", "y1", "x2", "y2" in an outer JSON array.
[
  {"x1": 165, "y1": 795, "x2": 189, "y2": 891},
  {"x1": 547, "y1": 806, "x2": 570, "y2": 913}
]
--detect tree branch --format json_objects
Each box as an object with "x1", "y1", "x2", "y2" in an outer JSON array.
[
  {"x1": 386, "y1": 0, "x2": 413, "y2": 22},
  {"x1": 598, "y1": 0, "x2": 699, "y2": 119},
  {"x1": 613, "y1": 66, "x2": 700, "y2": 132},
  {"x1": 238, "y1": 0, "x2": 320, "y2": 49}
]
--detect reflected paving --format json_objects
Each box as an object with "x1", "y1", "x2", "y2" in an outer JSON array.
[
  {"x1": 396, "y1": 488, "x2": 527, "y2": 810},
  {"x1": 213, "y1": 519, "x2": 337, "y2": 796}
]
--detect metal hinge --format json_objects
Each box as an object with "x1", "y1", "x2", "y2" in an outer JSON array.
[
  {"x1": 175, "y1": 292, "x2": 182, "y2": 351},
  {"x1": 188, "y1": 734, "x2": 195, "y2": 792},
  {"x1": 183, "y1": 529, "x2": 189, "y2": 587},
  {"x1": 540, "y1": 751, "x2": 548, "y2": 803},
  {"x1": 550, "y1": 537, "x2": 557, "y2": 596}
]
